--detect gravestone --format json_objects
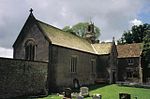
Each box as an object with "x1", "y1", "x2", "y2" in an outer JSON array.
[
  {"x1": 92, "y1": 94, "x2": 102, "y2": 99},
  {"x1": 76, "y1": 95, "x2": 84, "y2": 99},
  {"x1": 63, "y1": 88, "x2": 72, "y2": 99},
  {"x1": 119, "y1": 93, "x2": 131, "y2": 99},
  {"x1": 79, "y1": 87, "x2": 89, "y2": 97}
]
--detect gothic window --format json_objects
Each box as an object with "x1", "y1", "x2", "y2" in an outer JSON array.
[
  {"x1": 25, "y1": 40, "x2": 36, "y2": 60},
  {"x1": 70, "y1": 56, "x2": 77, "y2": 73}
]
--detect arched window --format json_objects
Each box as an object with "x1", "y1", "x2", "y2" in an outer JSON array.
[{"x1": 25, "y1": 40, "x2": 36, "y2": 60}]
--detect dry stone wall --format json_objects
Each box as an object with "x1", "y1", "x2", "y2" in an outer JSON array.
[{"x1": 0, "y1": 58, "x2": 48, "y2": 98}]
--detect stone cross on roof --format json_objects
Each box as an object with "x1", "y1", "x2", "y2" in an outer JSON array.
[{"x1": 30, "y1": 8, "x2": 33, "y2": 13}]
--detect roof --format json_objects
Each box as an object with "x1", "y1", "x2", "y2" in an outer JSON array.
[
  {"x1": 91, "y1": 43, "x2": 112, "y2": 55},
  {"x1": 117, "y1": 43, "x2": 142, "y2": 58},
  {"x1": 37, "y1": 20, "x2": 96, "y2": 54},
  {"x1": 13, "y1": 13, "x2": 114, "y2": 55}
]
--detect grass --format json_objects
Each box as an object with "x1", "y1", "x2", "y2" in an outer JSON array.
[{"x1": 38, "y1": 84, "x2": 150, "y2": 99}]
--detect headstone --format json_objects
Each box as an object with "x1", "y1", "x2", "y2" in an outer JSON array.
[
  {"x1": 119, "y1": 93, "x2": 131, "y2": 99},
  {"x1": 79, "y1": 87, "x2": 89, "y2": 97},
  {"x1": 92, "y1": 94, "x2": 102, "y2": 99},
  {"x1": 64, "y1": 88, "x2": 72, "y2": 99},
  {"x1": 76, "y1": 95, "x2": 84, "y2": 99}
]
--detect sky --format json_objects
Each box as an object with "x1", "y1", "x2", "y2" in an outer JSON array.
[{"x1": 0, "y1": 0, "x2": 149, "y2": 58}]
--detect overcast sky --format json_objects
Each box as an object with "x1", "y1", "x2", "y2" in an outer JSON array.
[{"x1": 0, "y1": 0, "x2": 150, "y2": 58}]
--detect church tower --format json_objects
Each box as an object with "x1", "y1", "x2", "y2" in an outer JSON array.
[{"x1": 84, "y1": 22, "x2": 96, "y2": 43}]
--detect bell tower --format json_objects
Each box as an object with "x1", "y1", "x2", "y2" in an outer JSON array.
[{"x1": 84, "y1": 22, "x2": 96, "y2": 43}]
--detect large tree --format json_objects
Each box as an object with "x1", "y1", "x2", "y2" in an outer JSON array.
[
  {"x1": 117, "y1": 23, "x2": 150, "y2": 44},
  {"x1": 142, "y1": 30, "x2": 150, "y2": 82},
  {"x1": 62, "y1": 22, "x2": 100, "y2": 39}
]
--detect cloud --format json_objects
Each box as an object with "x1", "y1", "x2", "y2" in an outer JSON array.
[
  {"x1": 0, "y1": 47, "x2": 13, "y2": 58},
  {"x1": 129, "y1": 19, "x2": 143, "y2": 26},
  {"x1": 0, "y1": 0, "x2": 149, "y2": 51}
]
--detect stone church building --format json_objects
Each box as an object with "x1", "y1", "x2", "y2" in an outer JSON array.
[
  {"x1": 13, "y1": 11, "x2": 117, "y2": 91},
  {"x1": 0, "y1": 10, "x2": 144, "y2": 98}
]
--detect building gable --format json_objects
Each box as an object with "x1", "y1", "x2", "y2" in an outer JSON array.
[
  {"x1": 13, "y1": 12, "x2": 49, "y2": 61},
  {"x1": 13, "y1": 13, "x2": 37, "y2": 48}
]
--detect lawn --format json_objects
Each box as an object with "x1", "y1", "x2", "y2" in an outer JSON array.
[{"x1": 38, "y1": 84, "x2": 150, "y2": 99}]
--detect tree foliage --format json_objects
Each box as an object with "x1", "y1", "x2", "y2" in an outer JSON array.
[
  {"x1": 142, "y1": 30, "x2": 150, "y2": 81},
  {"x1": 62, "y1": 22, "x2": 100, "y2": 39},
  {"x1": 143, "y1": 30, "x2": 150, "y2": 61},
  {"x1": 117, "y1": 23, "x2": 150, "y2": 44}
]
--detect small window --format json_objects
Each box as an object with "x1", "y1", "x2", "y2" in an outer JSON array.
[
  {"x1": 127, "y1": 59, "x2": 134, "y2": 65},
  {"x1": 25, "y1": 40, "x2": 36, "y2": 60},
  {"x1": 70, "y1": 56, "x2": 77, "y2": 73},
  {"x1": 91, "y1": 59, "x2": 96, "y2": 73}
]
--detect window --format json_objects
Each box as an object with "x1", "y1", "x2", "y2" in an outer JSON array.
[
  {"x1": 70, "y1": 56, "x2": 77, "y2": 73},
  {"x1": 25, "y1": 40, "x2": 36, "y2": 60},
  {"x1": 127, "y1": 71, "x2": 132, "y2": 78},
  {"x1": 91, "y1": 59, "x2": 96, "y2": 73},
  {"x1": 127, "y1": 59, "x2": 134, "y2": 65},
  {"x1": 126, "y1": 67, "x2": 138, "y2": 78}
]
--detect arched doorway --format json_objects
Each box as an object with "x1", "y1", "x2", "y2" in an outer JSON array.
[{"x1": 73, "y1": 79, "x2": 80, "y2": 89}]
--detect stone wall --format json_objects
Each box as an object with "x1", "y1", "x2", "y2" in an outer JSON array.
[
  {"x1": 50, "y1": 45, "x2": 97, "y2": 89},
  {"x1": 117, "y1": 57, "x2": 140, "y2": 82},
  {"x1": 97, "y1": 55, "x2": 110, "y2": 83},
  {"x1": 0, "y1": 58, "x2": 48, "y2": 98}
]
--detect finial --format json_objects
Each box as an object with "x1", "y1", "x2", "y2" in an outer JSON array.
[
  {"x1": 113, "y1": 36, "x2": 115, "y2": 42},
  {"x1": 90, "y1": 17, "x2": 92, "y2": 24},
  {"x1": 89, "y1": 17, "x2": 94, "y2": 24},
  {"x1": 29, "y1": 8, "x2": 33, "y2": 13}
]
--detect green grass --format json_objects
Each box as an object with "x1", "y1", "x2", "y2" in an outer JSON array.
[
  {"x1": 38, "y1": 84, "x2": 150, "y2": 99},
  {"x1": 38, "y1": 95, "x2": 61, "y2": 99}
]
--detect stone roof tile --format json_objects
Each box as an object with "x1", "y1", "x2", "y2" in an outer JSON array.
[
  {"x1": 92, "y1": 43, "x2": 112, "y2": 55},
  {"x1": 117, "y1": 43, "x2": 142, "y2": 58},
  {"x1": 37, "y1": 20, "x2": 96, "y2": 54}
]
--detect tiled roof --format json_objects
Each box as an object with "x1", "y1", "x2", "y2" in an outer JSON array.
[
  {"x1": 37, "y1": 20, "x2": 96, "y2": 54},
  {"x1": 92, "y1": 43, "x2": 112, "y2": 55},
  {"x1": 117, "y1": 43, "x2": 142, "y2": 58}
]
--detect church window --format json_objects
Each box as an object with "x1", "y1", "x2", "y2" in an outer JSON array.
[
  {"x1": 25, "y1": 39, "x2": 36, "y2": 60},
  {"x1": 91, "y1": 59, "x2": 96, "y2": 73},
  {"x1": 70, "y1": 56, "x2": 77, "y2": 73}
]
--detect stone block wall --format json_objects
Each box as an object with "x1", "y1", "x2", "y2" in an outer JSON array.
[
  {"x1": 51, "y1": 45, "x2": 97, "y2": 89},
  {"x1": 0, "y1": 58, "x2": 48, "y2": 98},
  {"x1": 117, "y1": 57, "x2": 140, "y2": 82}
]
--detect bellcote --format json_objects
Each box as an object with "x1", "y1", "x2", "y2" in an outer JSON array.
[{"x1": 84, "y1": 22, "x2": 96, "y2": 44}]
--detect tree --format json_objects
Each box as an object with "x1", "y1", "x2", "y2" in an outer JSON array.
[
  {"x1": 117, "y1": 23, "x2": 150, "y2": 44},
  {"x1": 62, "y1": 22, "x2": 100, "y2": 39},
  {"x1": 142, "y1": 30, "x2": 150, "y2": 82},
  {"x1": 62, "y1": 26, "x2": 75, "y2": 35}
]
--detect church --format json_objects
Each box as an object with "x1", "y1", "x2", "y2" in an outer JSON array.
[
  {"x1": 0, "y1": 10, "x2": 143, "y2": 98},
  {"x1": 13, "y1": 10, "x2": 117, "y2": 90}
]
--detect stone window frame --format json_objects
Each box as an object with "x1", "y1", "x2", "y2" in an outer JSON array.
[
  {"x1": 24, "y1": 38, "x2": 36, "y2": 61},
  {"x1": 70, "y1": 55, "x2": 78, "y2": 73},
  {"x1": 91, "y1": 58, "x2": 96, "y2": 73}
]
